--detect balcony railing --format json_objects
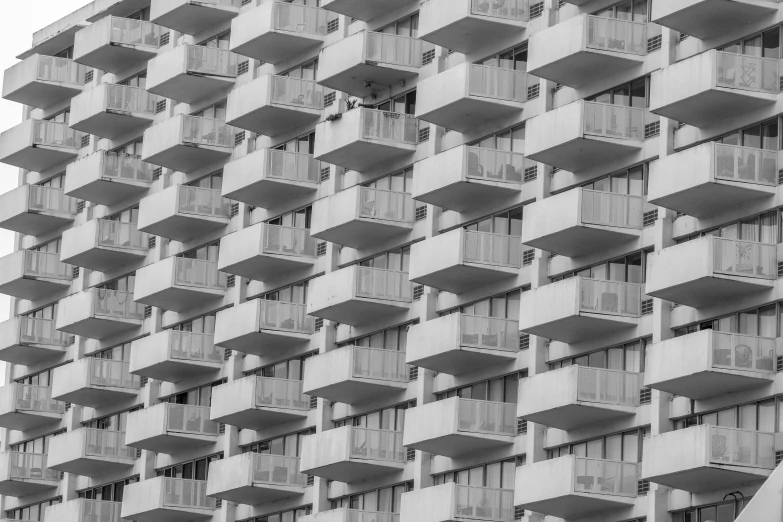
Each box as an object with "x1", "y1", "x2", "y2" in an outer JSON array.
[
  {"x1": 181, "y1": 115, "x2": 236, "y2": 148},
  {"x1": 470, "y1": 0, "x2": 528, "y2": 21},
  {"x1": 100, "y1": 151, "x2": 155, "y2": 182},
  {"x1": 174, "y1": 257, "x2": 226, "y2": 289},
  {"x1": 178, "y1": 185, "x2": 231, "y2": 218},
  {"x1": 162, "y1": 478, "x2": 215, "y2": 509},
  {"x1": 713, "y1": 237, "x2": 777, "y2": 280},
  {"x1": 166, "y1": 404, "x2": 219, "y2": 436},
  {"x1": 258, "y1": 300, "x2": 315, "y2": 333},
  {"x1": 349, "y1": 427, "x2": 406, "y2": 462},
  {"x1": 577, "y1": 278, "x2": 642, "y2": 318},
  {"x1": 9, "y1": 452, "x2": 59, "y2": 481},
  {"x1": 23, "y1": 250, "x2": 71, "y2": 280},
  {"x1": 92, "y1": 288, "x2": 146, "y2": 320},
  {"x1": 360, "y1": 108, "x2": 419, "y2": 145},
  {"x1": 580, "y1": 189, "x2": 644, "y2": 229},
  {"x1": 358, "y1": 187, "x2": 414, "y2": 223},
  {"x1": 468, "y1": 64, "x2": 527, "y2": 102},
  {"x1": 709, "y1": 426, "x2": 775, "y2": 469},
  {"x1": 263, "y1": 224, "x2": 317, "y2": 257},
  {"x1": 585, "y1": 15, "x2": 647, "y2": 56},
  {"x1": 351, "y1": 346, "x2": 408, "y2": 383},
  {"x1": 19, "y1": 317, "x2": 70, "y2": 347},
  {"x1": 355, "y1": 267, "x2": 412, "y2": 302},
  {"x1": 88, "y1": 358, "x2": 141, "y2": 390},
  {"x1": 84, "y1": 428, "x2": 136, "y2": 459},
  {"x1": 252, "y1": 453, "x2": 307, "y2": 486},
  {"x1": 366, "y1": 32, "x2": 422, "y2": 67},
  {"x1": 97, "y1": 220, "x2": 148, "y2": 251},
  {"x1": 255, "y1": 377, "x2": 310, "y2": 410},
  {"x1": 457, "y1": 399, "x2": 516, "y2": 436},
  {"x1": 575, "y1": 367, "x2": 640, "y2": 407},
  {"x1": 271, "y1": 75, "x2": 324, "y2": 110},
  {"x1": 455, "y1": 485, "x2": 514, "y2": 522},
  {"x1": 714, "y1": 143, "x2": 778, "y2": 187},
  {"x1": 460, "y1": 315, "x2": 519, "y2": 352},
  {"x1": 110, "y1": 16, "x2": 165, "y2": 48},
  {"x1": 464, "y1": 231, "x2": 521, "y2": 269},
  {"x1": 712, "y1": 331, "x2": 776, "y2": 373},
  {"x1": 196, "y1": 0, "x2": 243, "y2": 6},
  {"x1": 35, "y1": 55, "x2": 87, "y2": 84},
  {"x1": 274, "y1": 1, "x2": 329, "y2": 35},
  {"x1": 583, "y1": 102, "x2": 645, "y2": 141},
  {"x1": 105, "y1": 84, "x2": 158, "y2": 115},
  {"x1": 32, "y1": 120, "x2": 83, "y2": 149},
  {"x1": 347, "y1": 511, "x2": 399, "y2": 522},
  {"x1": 268, "y1": 149, "x2": 321, "y2": 184},
  {"x1": 465, "y1": 146, "x2": 525, "y2": 184},
  {"x1": 186, "y1": 44, "x2": 239, "y2": 77},
  {"x1": 573, "y1": 457, "x2": 638, "y2": 497},
  {"x1": 169, "y1": 331, "x2": 222, "y2": 364},
  {"x1": 81, "y1": 499, "x2": 121, "y2": 522},
  {"x1": 13, "y1": 384, "x2": 65, "y2": 414},
  {"x1": 716, "y1": 51, "x2": 779, "y2": 94},
  {"x1": 28, "y1": 185, "x2": 78, "y2": 214}
]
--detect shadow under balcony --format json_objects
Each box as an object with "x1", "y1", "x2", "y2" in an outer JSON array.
[
  {"x1": 2, "y1": 54, "x2": 86, "y2": 109},
  {"x1": 320, "y1": 0, "x2": 410, "y2": 22},
  {"x1": 65, "y1": 150, "x2": 154, "y2": 206},
  {"x1": 138, "y1": 184, "x2": 230, "y2": 242},
  {"x1": 121, "y1": 476, "x2": 216, "y2": 522},
  {"x1": 70, "y1": 84, "x2": 158, "y2": 139},
  {"x1": 151, "y1": 0, "x2": 242, "y2": 36},
  {"x1": 211, "y1": 375, "x2": 310, "y2": 430},
  {"x1": 47, "y1": 428, "x2": 136, "y2": 477},
  {"x1": 55, "y1": 288, "x2": 144, "y2": 339},
  {"x1": 652, "y1": 0, "x2": 779, "y2": 40},
  {"x1": 73, "y1": 16, "x2": 164, "y2": 73},
  {"x1": 130, "y1": 330, "x2": 222, "y2": 383},
  {"x1": 0, "y1": 383, "x2": 64, "y2": 431},
  {"x1": 126, "y1": 403, "x2": 218, "y2": 454},
  {"x1": 0, "y1": 317, "x2": 69, "y2": 366},
  {"x1": 0, "y1": 184, "x2": 77, "y2": 237},
  {"x1": 207, "y1": 452, "x2": 306, "y2": 505},
  {"x1": 61, "y1": 219, "x2": 148, "y2": 272},
  {"x1": 0, "y1": 250, "x2": 71, "y2": 301},
  {"x1": 0, "y1": 120, "x2": 83, "y2": 172},
  {"x1": 52, "y1": 358, "x2": 140, "y2": 409}
]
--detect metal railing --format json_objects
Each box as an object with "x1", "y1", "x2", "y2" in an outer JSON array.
[
  {"x1": 263, "y1": 224, "x2": 317, "y2": 258},
  {"x1": 464, "y1": 146, "x2": 525, "y2": 184},
  {"x1": 32, "y1": 120, "x2": 83, "y2": 149},
  {"x1": 270, "y1": 75, "x2": 324, "y2": 109},
  {"x1": 80, "y1": 499, "x2": 122, "y2": 522},
  {"x1": 715, "y1": 51, "x2": 779, "y2": 94},
  {"x1": 166, "y1": 404, "x2": 219, "y2": 436},
  {"x1": 169, "y1": 331, "x2": 222, "y2": 364},
  {"x1": 580, "y1": 189, "x2": 644, "y2": 230},
  {"x1": 355, "y1": 267, "x2": 413, "y2": 302},
  {"x1": 711, "y1": 331, "x2": 777, "y2": 373},
  {"x1": 365, "y1": 31, "x2": 422, "y2": 67},
  {"x1": 712, "y1": 237, "x2": 777, "y2": 280},
  {"x1": 161, "y1": 478, "x2": 215, "y2": 509},
  {"x1": 360, "y1": 108, "x2": 419, "y2": 144},
  {"x1": 714, "y1": 143, "x2": 778, "y2": 186},
  {"x1": 252, "y1": 453, "x2": 307, "y2": 486},
  {"x1": 577, "y1": 278, "x2": 642, "y2": 318},
  {"x1": 88, "y1": 358, "x2": 141, "y2": 390},
  {"x1": 468, "y1": 64, "x2": 527, "y2": 102},
  {"x1": 347, "y1": 511, "x2": 400, "y2": 522},
  {"x1": 23, "y1": 250, "x2": 71, "y2": 280},
  {"x1": 178, "y1": 185, "x2": 231, "y2": 217},
  {"x1": 349, "y1": 427, "x2": 406, "y2": 462},
  {"x1": 257, "y1": 300, "x2": 315, "y2": 333},
  {"x1": 457, "y1": 399, "x2": 517, "y2": 436},
  {"x1": 463, "y1": 230, "x2": 522, "y2": 268},
  {"x1": 709, "y1": 426, "x2": 775, "y2": 469},
  {"x1": 174, "y1": 257, "x2": 226, "y2": 290},
  {"x1": 92, "y1": 288, "x2": 145, "y2": 320},
  {"x1": 274, "y1": 2, "x2": 329, "y2": 36},
  {"x1": 267, "y1": 149, "x2": 320, "y2": 184},
  {"x1": 8, "y1": 452, "x2": 59, "y2": 481},
  {"x1": 459, "y1": 315, "x2": 519, "y2": 352},
  {"x1": 470, "y1": 0, "x2": 528, "y2": 21},
  {"x1": 18, "y1": 317, "x2": 70, "y2": 347},
  {"x1": 583, "y1": 101, "x2": 645, "y2": 141},
  {"x1": 97, "y1": 220, "x2": 148, "y2": 251},
  {"x1": 27, "y1": 185, "x2": 78, "y2": 214},
  {"x1": 576, "y1": 366, "x2": 640, "y2": 407},
  {"x1": 35, "y1": 55, "x2": 86, "y2": 84},
  {"x1": 110, "y1": 16, "x2": 164, "y2": 48},
  {"x1": 181, "y1": 115, "x2": 236, "y2": 148},
  {"x1": 351, "y1": 346, "x2": 408, "y2": 383},
  {"x1": 573, "y1": 457, "x2": 639, "y2": 497},
  {"x1": 13, "y1": 383, "x2": 65, "y2": 414},
  {"x1": 255, "y1": 377, "x2": 310, "y2": 410},
  {"x1": 585, "y1": 15, "x2": 647, "y2": 56},
  {"x1": 358, "y1": 187, "x2": 414, "y2": 223},
  {"x1": 189, "y1": 0, "x2": 243, "y2": 5},
  {"x1": 84, "y1": 428, "x2": 136, "y2": 459},
  {"x1": 454, "y1": 485, "x2": 514, "y2": 522},
  {"x1": 105, "y1": 84, "x2": 158, "y2": 115},
  {"x1": 186, "y1": 44, "x2": 239, "y2": 78},
  {"x1": 100, "y1": 151, "x2": 154, "y2": 183}
]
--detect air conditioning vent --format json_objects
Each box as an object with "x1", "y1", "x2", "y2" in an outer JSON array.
[
  {"x1": 72, "y1": 266, "x2": 80, "y2": 278},
  {"x1": 230, "y1": 203, "x2": 240, "y2": 217},
  {"x1": 418, "y1": 127, "x2": 430, "y2": 143},
  {"x1": 314, "y1": 317, "x2": 323, "y2": 331},
  {"x1": 524, "y1": 165, "x2": 537, "y2": 182},
  {"x1": 226, "y1": 275, "x2": 235, "y2": 288},
  {"x1": 148, "y1": 236, "x2": 156, "y2": 249},
  {"x1": 326, "y1": 18, "x2": 339, "y2": 34},
  {"x1": 237, "y1": 61, "x2": 249, "y2": 75},
  {"x1": 144, "y1": 306, "x2": 152, "y2": 318},
  {"x1": 409, "y1": 366, "x2": 418, "y2": 381},
  {"x1": 643, "y1": 210, "x2": 658, "y2": 227},
  {"x1": 224, "y1": 349, "x2": 232, "y2": 361},
  {"x1": 406, "y1": 448, "x2": 416, "y2": 461},
  {"x1": 160, "y1": 32, "x2": 170, "y2": 46},
  {"x1": 527, "y1": 83, "x2": 540, "y2": 99},
  {"x1": 412, "y1": 285, "x2": 424, "y2": 301},
  {"x1": 320, "y1": 166, "x2": 331, "y2": 182},
  {"x1": 647, "y1": 34, "x2": 662, "y2": 52},
  {"x1": 519, "y1": 334, "x2": 530, "y2": 351},
  {"x1": 641, "y1": 299, "x2": 654, "y2": 316},
  {"x1": 637, "y1": 480, "x2": 650, "y2": 495},
  {"x1": 155, "y1": 99, "x2": 167, "y2": 114},
  {"x1": 639, "y1": 388, "x2": 652, "y2": 404},
  {"x1": 529, "y1": 1, "x2": 544, "y2": 18},
  {"x1": 522, "y1": 249, "x2": 535, "y2": 266},
  {"x1": 415, "y1": 206, "x2": 427, "y2": 221},
  {"x1": 422, "y1": 49, "x2": 436, "y2": 65},
  {"x1": 316, "y1": 242, "x2": 327, "y2": 257},
  {"x1": 84, "y1": 70, "x2": 94, "y2": 84},
  {"x1": 310, "y1": 395, "x2": 318, "y2": 409},
  {"x1": 517, "y1": 419, "x2": 527, "y2": 435},
  {"x1": 645, "y1": 120, "x2": 661, "y2": 138}
]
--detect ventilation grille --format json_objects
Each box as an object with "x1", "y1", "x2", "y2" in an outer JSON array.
[
  {"x1": 517, "y1": 419, "x2": 527, "y2": 435},
  {"x1": 778, "y1": 171, "x2": 783, "y2": 185},
  {"x1": 65, "y1": 402, "x2": 71, "y2": 411},
  {"x1": 226, "y1": 275, "x2": 235, "y2": 288},
  {"x1": 215, "y1": 499, "x2": 222, "y2": 509},
  {"x1": 84, "y1": 70, "x2": 94, "y2": 84},
  {"x1": 307, "y1": 474, "x2": 315, "y2": 486},
  {"x1": 679, "y1": 33, "x2": 689, "y2": 42},
  {"x1": 522, "y1": 249, "x2": 535, "y2": 266},
  {"x1": 309, "y1": 395, "x2": 318, "y2": 409},
  {"x1": 234, "y1": 131, "x2": 245, "y2": 146},
  {"x1": 80, "y1": 135, "x2": 90, "y2": 148},
  {"x1": 641, "y1": 298, "x2": 654, "y2": 315},
  {"x1": 778, "y1": 262, "x2": 783, "y2": 278},
  {"x1": 316, "y1": 242, "x2": 327, "y2": 257},
  {"x1": 639, "y1": 388, "x2": 651, "y2": 404},
  {"x1": 645, "y1": 120, "x2": 660, "y2": 138},
  {"x1": 643, "y1": 210, "x2": 658, "y2": 227},
  {"x1": 155, "y1": 99, "x2": 167, "y2": 114},
  {"x1": 529, "y1": 1, "x2": 544, "y2": 18},
  {"x1": 148, "y1": 236, "x2": 156, "y2": 249},
  {"x1": 326, "y1": 18, "x2": 339, "y2": 34},
  {"x1": 72, "y1": 266, "x2": 80, "y2": 279},
  {"x1": 314, "y1": 317, "x2": 323, "y2": 331},
  {"x1": 409, "y1": 366, "x2": 418, "y2": 381},
  {"x1": 647, "y1": 34, "x2": 662, "y2": 52},
  {"x1": 418, "y1": 127, "x2": 430, "y2": 143},
  {"x1": 76, "y1": 201, "x2": 85, "y2": 214},
  {"x1": 637, "y1": 480, "x2": 650, "y2": 495},
  {"x1": 406, "y1": 448, "x2": 416, "y2": 461},
  {"x1": 776, "y1": 451, "x2": 783, "y2": 466},
  {"x1": 324, "y1": 92, "x2": 336, "y2": 107},
  {"x1": 412, "y1": 285, "x2": 424, "y2": 301},
  {"x1": 524, "y1": 165, "x2": 537, "y2": 182},
  {"x1": 219, "y1": 423, "x2": 226, "y2": 434},
  {"x1": 527, "y1": 83, "x2": 540, "y2": 100},
  {"x1": 422, "y1": 49, "x2": 436, "y2": 65},
  {"x1": 514, "y1": 507, "x2": 525, "y2": 520},
  {"x1": 320, "y1": 166, "x2": 331, "y2": 182},
  {"x1": 777, "y1": 355, "x2": 783, "y2": 372},
  {"x1": 224, "y1": 349, "x2": 232, "y2": 361},
  {"x1": 230, "y1": 203, "x2": 240, "y2": 217},
  {"x1": 238, "y1": 61, "x2": 249, "y2": 75},
  {"x1": 519, "y1": 334, "x2": 530, "y2": 351},
  {"x1": 558, "y1": 0, "x2": 566, "y2": 8},
  {"x1": 160, "y1": 32, "x2": 170, "y2": 46},
  {"x1": 136, "y1": 447, "x2": 142, "y2": 458},
  {"x1": 144, "y1": 305, "x2": 152, "y2": 318},
  {"x1": 68, "y1": 336, "x2": 75, "y2": 346},
  {"x1": 415, "y1": 206, "x2": 427, "y2": 221},
  {"x1": 152, "y1": 167, "x2": 163, "y2": 180},
  {"x1": 140, "y1": 377, "x2": 148, "y2": 387}
]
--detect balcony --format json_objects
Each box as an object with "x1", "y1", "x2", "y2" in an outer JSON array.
[
  {"x1": 2, "y1": 55, "x2": 86, "y2": 109},
  {"x1": 645, "y1": 236, "x2": 777, "y2": 308},
  {"x1": 315, "y1": 108, "x2": 418, "y2": 172},
  {"x1": 645, "y1": 330, "x2": 776, "y2": 400},
  {"x1": 650, "y1": 50, "x2": 779, "y2": 127},
  {"x1": 52, "y1": 358, "x2": 140, "y2": 409},
  {"x1": 318, "y1": 31, "x2": 423, "y2": 98},
  {"x1": 142, "y1": 115, "x2": 236, "y2": 172},
  {"x1": 643, "y1": 425, "x2": 774, "y2": 492},
  {"x1": 0, "y1": 184, "x2": 76, "y2": 237},
  {"x1": 409, "y1": 229, "x2": 520, "y2": 294},
  {"x1": 147, "y1": 44, "x2": 238, "y2": 104},
  {"x1": 211, "y1": 375, "x2": 309, "y2": 430},
  {"x1": 70, "y1": 84, "x2": 158, "y2": 139},
  {"x1": 219, "y1": 223, "x2": 316, "y2": 281},
  {"x1": 515, "y1": 456, "x2": 638, "y2": 518},
  {"x1": 207, "y1": 453, "x2": 306, "y2": 505},
  {"x1": 0, "y1": 317, "x2": 69, "y2": 366},
  {"x1": 519, "y1": 278, "x2": 642, "y2": 343},
  {"x1": 126, "y1": 403, "x2": 218, "y2": 454},
  {"x1": 649, "y1": 143, "x2": 777, "y2": 219},
  {"x1": 528, "y1": 14, "x2": 646, "y2": 88},
  {"x1": 651, "y1": 0, "x2": 779, "y2": 40},
  {"x1": 404, "y1": 398, "x2": 515, "y2": 458},
  {"x1": 43, "y1": 499, "x2": 122, "y2": 522},
  {"x1": 138, "y1": 185, "x2": 230, "y2": 242},
  {"x1": 74, "y1": 16, "x2": 164, "y2": 73},
  {"x1": 401, "y1": 483, "x2": 513, "y2": 522},
  {"x1": 231, "y1": 1, "x2": 329, "y2": 63},
  {"x1": 521, "y1": 188, "x2": 643, "y2": 257},
  {"x1": 151, "y1": 0, "x2": 242, "y2": 35},
  {"x1": 0, "y1": 120, "x2": 82, "y2": 172},
  {"x1": 0, "y1": 452, "x2": 59, "y2": 497},
  {"x1": 321, "y1": 0, "x2": 410, "y2": 21},
  {"x1": 526, "y1": 101, "x2": 645, "y2": 172},
  {"x1": 0, "y1": 384, "x2": 64, "y2": 431},
  {"x1": 518, "y1": 366, "x2": 639, "y2": 430},
  {"x1": 303, "y1": 345, "x2": 408, "y2": 404},
  {"x1": 307, "y1": 266, "x2": 413, "y2": 326},
  {"x1": 121, "y1": 477, "x2": 215, "y2": 522},
  {"x1": 419, "y1": 0, "x2": 527, "y2": 53},
  {"x1": 214, "y1": 299, "x2": 313, "y2": 356},
  {"x1": 130, "y1": 330, "x2": 222, "y2": 383},
  {"x1": 301, "y1": 509, "x2": 401, "y2": 522},
  {"x1": 0, "y1": 250, "x2": 71, "y2": 300},
  {"x1": 47, "y1": 428, "x2": 135, "y2": 477},
  {"x1": 65, "y1": 150, "x2": 153, "y2": 206},
  {"x1": 227, "y1": 74, "x2": 323, "y2": 136},
  {"x1": 407, "y1": 314, "x2": 519, "y2": 375},
  {"x1": 301, "y1": 426, "x2": 406, "y2": 482},
  {"x1": 135, "y1": 257, "x2": 226, "y2": 312},
  {"x1": 223, "y1": 148, "x2": 320, "y2": 208},
  {"x1": 56, "y1": 288, "x2": 144, "y2": 339},
  {"x1": 61, "y1": 219, "x2": 148, "y2": 272}
]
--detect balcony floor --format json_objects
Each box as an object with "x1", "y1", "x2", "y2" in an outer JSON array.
[
  {"x1": 528, "y1": 135, "x2": 642, "y2": 173},
  {"x1": 646, "y1": 465, "x2": 772, "y2": 493},
  {"x1": 123, "y1": 506, "x2": 214, "y2": 522},
  {"x1": 319, "y1": 62, "x2": 419, "y2": 99},
  {"x1": 518, "y1": 492, "x2": 636, "y2": 520},
  {"x1": 127, "y1": 432, "x2": 216, "y2": 454},
  {"x1": 148, "y1": 73, "x2": 234, "y2": 105},
  {"x1": 0, "y1": 341, "x2": 67, "y2": 367},
  {"x1": 415, "y1": 179, "x2": 521, "y2": 213},
  {"x1": 0, "y1": 410, "x2": 61, "y2": 431},
  {"x1": 0, "y1": 211, "x2": 73, "y2": 237},
  {"x1": 57, "y1": 315, "x2": 142, "y2": 340},
  {"x1": 212, "y1": 406, "x2": 309, "y2": 431},
  {"x1": 210, "y1": 483, "x2": 304, "y2": 505},
  {"x1": 410, "y1": 263, "x2": 519, "y2": 295},
  {"x1": 53, "y1": 385, "x2": 138, "y2": 410},
  {"x1": 62, "y1": 246, "x2": 147, "y2": 273},
  {"x1": 67, "y1": 177, "x2": 151, "y2": 207},
  {"x1": 71, "y1": 111, "x2": 154, "y2": 140},
  {"x1": 531, "y1": 50, "x2": 643, "y2": 89},
  {"x1": 421, "y1": 16, "x2": 524, "y2": 55},
  {"x1": 418, "y1": 96, "x2": 522, "y2": 134},
  {"x1": 322, "y1": 0, "x2": 410, "y2": 21},
  {"x1": 651, "y1": 89, "x2": 776, "y2": 128},
  {"x1": 306, "y1": 458, "x2": 405, "y2": 483},
  {"x1": 406, "y1": 432, "x2": 513, "y2": 459},
  {"x1": 135, "y1": 285, "x2": 224, "y2": 314},
  {"x1": 646, "y1": 370, "x2": 773, "y2": 401},
  {"x1": 131, "y1": 359, "x2": 221, "y2": 383},
  {"x1": 524, "y1": 224, "x2": 640, "y2": 258},
  {"x1": 143, "y1": 142, "x2": 233, "y2": 173},
  {"x1": 49, "y1": 456, "x2": 134, "y2": 478},
  {"x1": 522, "y1": 313, "x2": 638, "y2": 344},
  {"x1": 229, "y1": 103, "x2": 322, "y2": 137},
  {"x1": 313, "y1": 219, "x2": 411, "y2": 250},
  {"x1": 215, "y1": 329, "x2": 311, "y2": 358},
  {"x1": 77, "y1": 45, "x2": 157, "y2": 75},
  {"x1": 223, "y1": 176, "x2": 318, "y2": 209},
  {"x1": 309, "y1": 298, "x2": 410, "y2": 327},
  {"x1": 653, "y1": 1, "x2": 778, "y2": 40},
  {"x1": 0, "y1": 478, "x2": 58, "y2": 498},
  {"x1": 304, "y1": 377, "x2": 407, "y2": 405},
  {"x1": 2, "y1": 145, "x2": 79, "y2": 173},
  {"x1": 408, "y1": 347, "x2": 517, "y2": 376},
  {"x1": 650, "y1": 179, "x2": 776, "y2": 219},
  {"x1": 138, "y1": 213, "x2": 229, "y2": 243},
  {"x1": 219, "y1": 252, "x2": 315, "y2": 281},
  {"x1": 646, "y1": 275, "x2": 774, "y2": 309},
  {"x1": 520, "y1": 402, "x2": 636, "y2": 432},
  {"x1": 317, "y1": 137, "x2": 416, "y2": 173},
  {"x1": 0, "y1": 277, "x2": 70, "y2": 301},
  {"x1": 153, "y1": 3, "x2": 238, "y2": 36},
  {"x1": 5, "y1": 81, "x2": 83, "y2": 110}
]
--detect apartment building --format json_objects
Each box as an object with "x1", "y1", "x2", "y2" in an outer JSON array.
[{"x1": 0, "y1": 0, "x2": 781, "y2": 521}]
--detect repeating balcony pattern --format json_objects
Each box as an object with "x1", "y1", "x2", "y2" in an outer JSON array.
[
  {"x1": 130, "y1": 330, "x2": 222, "y2": 383},
  {"x1": 71, "y1": 84, "x2": 159, "y2": 139},
  {"x1": 211, "y1": 375, "x2": 309, "y2": 430},
  {"x1": 0, "y1": 120, "x2": 84, "y2": 171},
  {"x1": 0, "y1": 384, "x2": 64, "y2": 432},
  {"x1": 0, "y1": 250, "x2": 72, "y2": 301},
  {"x1": 44, "y1": 498, "x2": 123, "y2": 522},
  {"x1": 0, "y1": 451, "x2": 59, "y2": 497},
  {"x1": 74, "y1": 16, "x2": 165, "y2": 73},
  {"x1": 651, "y1": 0, "x2": 780, "y2": 40},
  {"x1": 2, "y1": 54, "x2": 87, "y2": 109},
  {"x1": 206, "y1": 451, "x2": 307, "y2": 505},
  {"x1": 0, "y1": 317, "x2": 70, "y2": 366},
  {"x1": 151, "y1": 0, "x2": 244, "y2": 36},
  {"x1": 401, "y1": 482, "x2": 514, "y2": 522},
  {"x1": 122, "y1": 476, "x2": 215, "y2": 521},
  {"x1": 214, "y1": 299, "x2": 313, "y2": 356},
  {"x1": 52, "y1": 357, "x2": 140, "y2": 409},
  {"x1": 138, "y1": 183, "x2": 231, "y2": 242}
]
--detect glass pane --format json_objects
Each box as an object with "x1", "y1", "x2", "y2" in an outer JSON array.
[
  {"x1": 586, "y1": 438, "x2": 602, "y2": 458},
  {"x1": 605, "y1": 434, "x2": 622, "y2": 461},
  {"x1": 717, "y1": 407, "x2": 737, "y2": 428},
  {"x1": 623, "y1": 431, "x2": 638, "y2": 462},
  {"x1": 759, "y1": 399, "x2": 775, "y2": 432},
  {"x1": 739, "y1": 404, "x2": 757, "y2": 430}
]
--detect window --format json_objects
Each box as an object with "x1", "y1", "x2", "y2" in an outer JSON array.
[
  {"x1": 54, "y1": 46, "x2": 73, "y2": 59},
  {"x1": 375, "y1": 90, "x2": 416, "y2": 115},
  {"x1": 96, "y1": 273, "x2": 136, "y2": 293},
  {"x1": 255, "y1": 353, "x2": 314, "y2": 381},
  {"x1": 581, "y1": 163, "x2": 648, "y2": 196},
  {"x1": 200, "y1": 31, "x2": 230, "y2": 49},
  {"x1": 79, "y1": 476, "x2": 139, "y2": 501},
  {"x1": 339, "y1": 323, "x2": 414, "y2": 353},
  {"x1": 84, "y1": 407, "x2": 141, "y2": 431},
  {"x1": 267, "y1": 205, "x2": 312, "y2": 229},
  {"x1": 334, "y1": 402, "x2": 414, "y2": 429},
  {"x1": 117, "y1": 71, "x2": 147, "y2": 89},
  {"x1": 10, "y1": 430, "x2": 64, "y2": 454},
  {"x1": 587, "y1": 77, "x2": 649, "y2": 108},
  {"x1": 157, "y1": 453, "x2": 223, "y2": 480},
  {"x1": 91, "y1": 341, "x2": 132, "y2": 361},
  {"x1": 273, "y1": 131, "x2": 315, "y2": 155},
  {"x1": 716, "y1": 118, "x2": 779, "y2": 151},
  {"x1": 262, "y1": 280, "x2": 309, "y2": 304},
  {"x1": 5, "y1": 498, "x2": 61, "y2": 521},
  {"x1": 281, "y1": 57, "x2": 318, "y2": 81},
  {"x1": 478, "y1": 44, "x2": 527, "y2": 72},
  {"x1": 675, "y1": 302, "x2": 779, "y2": 338},
  {"x1": 464, "y1": 206, "x2": 524, "y2": 237},
  {"x1": 187, "y1": 171, "x2": 224, "y2": 190},
  {"x1": 548, "y1": 428, "x2": 649, "y2": 462},
  {"x1": 379, "y1": 13, "x2": 419, "y2": 37},
  {"x1": 441, "y1": 289, "x2": 522, "y2": 321},
  {"x1": 22, "y1": 303, "x2": 58, "y2": 322},
  {"x1": 435, "y1": 373, "x2": 522, "y2": 404},
  {"x1": 180, "y1": 240, "x2": 220, "y2": 262},
  {"x1": 113, "y1": 137, "x2": 144, "y2": 156},
  {"x1": 240, "y1": 506, "x2": 312, "y2": 522},
  {"x1": 550, "y1": 338, "x2": 649, "y2": 373},
  {"x1": 676, "y1": 209, "x2": 779, "y2": 245},
  {"x1": 16, "y1": 366, "x2": 55, "y2": 387},
  {"x1": 551, "y1": 250, "x2": 651, "y2": 284},
  {"x1": 106, "y1": 206, "x2": 139, "y2": 224},
  {"x1": 171, "y1": 312, "x2": 217, "y2": 334},
  {"x1": 36, "y1": 173, "x2": 65, "y2": 188},
  {"x1": 359, "y1": 246, "x2": 410, "y2": 272},
  {"x1": 433, "y1": 459, "x2": 516, "y2": 489},
  {"x1": 595, "y1": 0, "x2": 649, "y2": 22},
  {"x1": 45, "y1": 109, "x2": 70, "y2": 124},
  {"x1": 127, "y1": 6, "x2": 151, "y2": 21},
  {"x1": 242, "y1": 428, "x2": 315, "y2": 456},
  {"x1": 674, "y1": 399, "x2": 776, "y2": 433},
  {"x1": 673, "y1": 496, "x2": 753, "y2": 522},
  {"x1": 31, "y1": 238, "x2": 61, "y2": 254},
  {"x1": 161, "y1": 381, "x2": 223, "y2": 407},
  {"x1": 472, "y1": 125, "x2": 526, "y2": 153},
  {"x1": 192, "y1": 101, "x2": 227, "y2": 122},
  {"x1": 721, "y1": 26, "x2": 780, "y2": 59},
  {"x1": 331, "y1": 482, "x2": 413, "y2": 513}
]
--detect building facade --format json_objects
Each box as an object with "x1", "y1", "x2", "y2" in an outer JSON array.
[{"x1": 0, "y1": 1, "x2": 780, "y2": 522}]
